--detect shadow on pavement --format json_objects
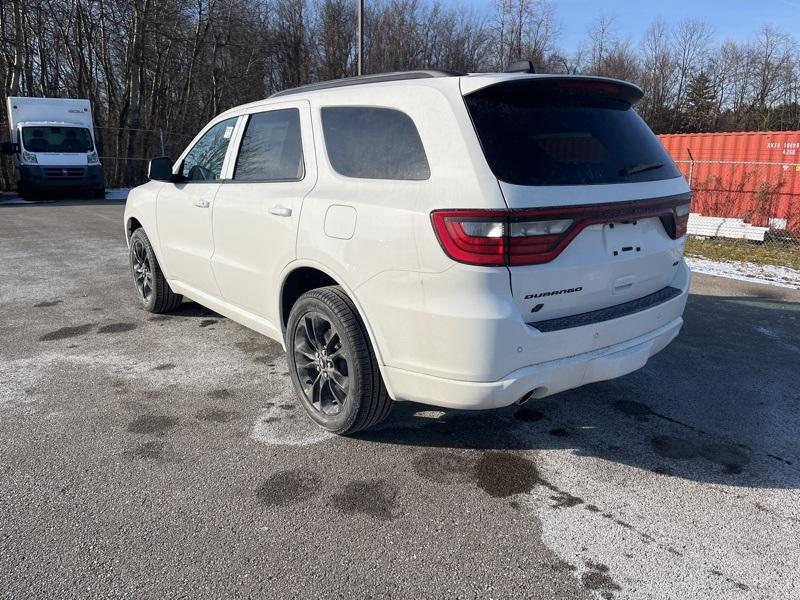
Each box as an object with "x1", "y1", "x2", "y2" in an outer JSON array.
[{"x1": 356, "y1": 291, "x2": 800, "y2": 489}]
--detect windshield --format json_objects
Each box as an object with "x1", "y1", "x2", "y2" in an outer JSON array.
[
  {"x1": 465, "y1": 79, "x2": 681, "y2": 186},
  {"x1": 21, "y1": 126, "x2": 94, "y2": 153}
]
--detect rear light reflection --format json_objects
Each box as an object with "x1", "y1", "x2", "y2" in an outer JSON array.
[{"x1": 431, "y1": 195, "x2": 691, "y2": 267}]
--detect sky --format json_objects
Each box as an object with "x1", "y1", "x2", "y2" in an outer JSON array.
[{"x1": 459, "y1": 0, "x2": 800, "y2": 52}]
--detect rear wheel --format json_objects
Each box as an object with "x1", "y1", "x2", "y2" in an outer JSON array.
[
  {"x1": 129, "y1": 228, "x2": 182, "y2": 313},
  {"x1": 286, "y1": 286, "x2": 392, "y2": 435}
]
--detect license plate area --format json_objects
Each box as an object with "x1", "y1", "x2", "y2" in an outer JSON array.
[{"x1": 603, "y1": 221, "x2": 642, "y2": 258}]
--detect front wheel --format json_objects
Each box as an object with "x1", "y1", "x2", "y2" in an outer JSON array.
[
  {"x1": 286, "y1": 286, "x2": 392, "y2": 435},
  {"x1": 128, "y1": 228, "x2": 183, "y2": 313}
]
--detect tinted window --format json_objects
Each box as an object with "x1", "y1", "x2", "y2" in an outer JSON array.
[
  {"x1": 465, "y1": 79, "x2": 681, "y2": 186},
  {"x1": 321, "y1": 107, "x2": 430, "y2": 180},
  {"x1": 181, "y1": 117, "x2": 237, "y2": 181},
  {"x1": 22, "y1": 126, "x2": 93, "y2": 153},
  {"x1": 234, "y1": 109, "x2": 304, "y2": 181}
]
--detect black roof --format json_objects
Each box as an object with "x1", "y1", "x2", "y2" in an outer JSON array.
[{"x1": 270, "y1": 70, "x2": 466, "y2": 98}]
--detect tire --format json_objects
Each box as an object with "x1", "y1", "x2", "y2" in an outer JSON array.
[
  {"x1": 286, "y1": 285, "x2": 392, "y2": 435},
  {"x1": 128, "y1": 228, "x2": 183, "y2": 313},
  {"x1": 93, "y1": 188, "x2": 106, "y2": 199}
]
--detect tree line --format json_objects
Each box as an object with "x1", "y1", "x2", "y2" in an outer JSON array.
[{"x1": 1, "y1": 0, "x2": 799, "y2": 187}]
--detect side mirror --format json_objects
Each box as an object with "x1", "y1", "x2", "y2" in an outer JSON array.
[
  {"x1": 148, "y1": 156, "x2": 174, "y2": 181},
  {"x1": 96, "y1": 143, "x2": 104, "y2": 155},
  {"x1": 1, "y1": 142, "x2": 18, "y2": 155}
]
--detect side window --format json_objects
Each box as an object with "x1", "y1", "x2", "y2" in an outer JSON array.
[
  {"x1": 321, "y1": 107, "x2": 430, "y2": 180},
  {"x1": 181, "y1": 117, "x2": 237, "y2": 181},
  {"x1": 234, "y1": 109, "x2": 304, "y2": 181}
]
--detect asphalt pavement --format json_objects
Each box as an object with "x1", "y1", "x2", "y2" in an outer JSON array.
[{"x1": 0, "y1": 197, "x2": 798, "y2": 599}]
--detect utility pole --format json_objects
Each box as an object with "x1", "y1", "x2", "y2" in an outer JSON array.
[{"x1": 357, "y1": 0, "x2": 364, "y2": 76}]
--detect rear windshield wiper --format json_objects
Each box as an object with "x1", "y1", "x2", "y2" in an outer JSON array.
[{"x1": 619, "y1": 162, "x2": 664, "y2": 176}]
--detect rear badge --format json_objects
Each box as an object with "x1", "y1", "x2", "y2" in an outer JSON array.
[{"x1": 525, "y1": 287, "x2": 583, "y2": 300}]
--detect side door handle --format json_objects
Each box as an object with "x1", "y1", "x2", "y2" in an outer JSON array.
[
  {"x1": 193, "y1": 199, "x2": 210, "y2": 208},
  {"x1": 269, "y1": 206, "x2": 292, "y2": 217}
]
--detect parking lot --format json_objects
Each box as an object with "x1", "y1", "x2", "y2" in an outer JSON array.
[{"x1": 0, "y1": 197, "x2": 798, "y2": 599}]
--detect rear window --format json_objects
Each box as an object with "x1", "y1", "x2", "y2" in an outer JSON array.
[
  {"x1": 21, "y1": 126, "x2": 93, "y2": 153},
  {"x1": 465, "y1": 79, "x2": 680, "y2": 186},
  {"x1": 234, "y1": 109, "x2": 304, "y2": 181},
  {"x1": 321, "y1": 107, "x2": 430, "y2": 180}
]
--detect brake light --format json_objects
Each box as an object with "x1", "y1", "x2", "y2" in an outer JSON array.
[
  {"x1": 431, "y1": 195, "x2": 691, "y2": 266},
  {"x1": 557, "y1": 80, "x2": 620, "y2": 95}
]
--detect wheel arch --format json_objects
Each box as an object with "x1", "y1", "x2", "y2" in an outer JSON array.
[
  {"x1": 278, "y1": 261, "x2": 395, "y2": 399},
  {"x1": 126, "y1": 216, "x2": 143, "y2": 243}
]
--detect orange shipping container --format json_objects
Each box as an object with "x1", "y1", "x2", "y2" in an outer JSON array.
[{"x1": 658, "y1": 131, "x2": 800, "y2": 230}]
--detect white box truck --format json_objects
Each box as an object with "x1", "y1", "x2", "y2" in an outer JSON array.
[{"x1": 2, "y1": 97, "x2": 105, "y2": 199}]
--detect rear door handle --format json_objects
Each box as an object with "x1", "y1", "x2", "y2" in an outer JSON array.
[
  {"x1": 269, "y1": 206, "x2": 292, "y2": 217},
  {"x1": 193, "y1": 199, "x2": 210, "y2": 208}
]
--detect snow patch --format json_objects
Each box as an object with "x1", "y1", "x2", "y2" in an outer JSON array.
[
  {"x1": 686, "y1": 256, "x2": 800, "y2": 290},
  {"x1": 250, "y1": 403, "x2": 333, "y2": 447}
]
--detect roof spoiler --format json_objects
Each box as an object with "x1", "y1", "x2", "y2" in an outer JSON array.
[{"x1": 463, "y1": 75, "x2": 644, "y2": 104}]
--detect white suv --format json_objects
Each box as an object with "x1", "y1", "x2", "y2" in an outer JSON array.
[{"x1": 124, "y1": 70, "x2": 691, "y2": 434}]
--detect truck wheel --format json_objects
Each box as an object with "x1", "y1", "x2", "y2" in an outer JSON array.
[
  {"x1": 129, "y1": 228, "x2": 182, "y2": 313},
  {"x1": 286, "y1": 286, "x2": 392, "y2": 435}
]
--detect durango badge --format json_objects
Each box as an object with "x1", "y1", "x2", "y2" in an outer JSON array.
[{"x1": 525, "y1": 287, "x2": 583, "y2": 299}]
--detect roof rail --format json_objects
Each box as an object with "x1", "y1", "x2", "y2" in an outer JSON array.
[{"x1": 270, "y1": 69, "x2": 466, "y2": 98}]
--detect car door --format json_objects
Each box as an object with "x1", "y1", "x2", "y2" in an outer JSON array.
[
  {"x1": 211, "y1": 101, "x2": 316, "y2": 325},
  {"x1": 156, "y1": 116, "x2": 239, "y2": 296}
]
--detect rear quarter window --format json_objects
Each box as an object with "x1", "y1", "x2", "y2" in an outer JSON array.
[
  {"x1": 321, "y1": 107, "x2": 430, "y2": 180},
  {"x1": 465, "y1": 79, "x2": 681, "y2": 186}
]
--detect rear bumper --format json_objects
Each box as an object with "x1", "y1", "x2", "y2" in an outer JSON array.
[
  {"x1": 382, "y1": 315, "x2": 683, "y2": 409},
  {"x1": 18, "y1": 164, "x2": 104, "y2": 191},
  {"x1": 371, "y1": 261, "x2": 690, "y2": 409}
]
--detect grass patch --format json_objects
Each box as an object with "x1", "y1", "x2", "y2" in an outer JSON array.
[{"x1": 686, "y1": 237, "x2": 800, "y2": 271}]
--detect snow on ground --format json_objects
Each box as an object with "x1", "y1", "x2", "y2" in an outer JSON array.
[{"x1": 686, "y1": 255, "x2": 800, "y2": 290}]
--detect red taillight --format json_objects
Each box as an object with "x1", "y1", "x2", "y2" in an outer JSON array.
[
  {"x1": 431, "y1": 210, "x2": 507, "y2": 266},
  {"x1": 431, "y1": 195, "x2": 691, "y2": 267}
]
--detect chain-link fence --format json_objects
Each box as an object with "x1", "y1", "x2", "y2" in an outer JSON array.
[
  {"x1": 93, "y1": 126, "x2": 194, "y2": 188},
  {"x1": 673, "y1": 158, "x2": 800, "y2": 269}
]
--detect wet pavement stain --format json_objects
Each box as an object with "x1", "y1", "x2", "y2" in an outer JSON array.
[
  {"x1": 39, "y1": 323, "x2": 93, "y2": 341},
  {"x1": 550, "y1": 491, "x2": 584, "y2": 509},
  {"x1": 195, "y1": 407, "x2": 240, "y2": 423},
  {"x1": 256, "y1": 470, "x2": 321, "y2": 506},
  {"x1": 581, "y1": 560, "x2": 621, "y2": 596},
  {"x1": 98, "y1": 322, "x2": 137, "y2": 334},
  {"x1": 199, "y1": 319, "x2": 217, "y2": 328},
  {"x1": 126, "y1": 414, "x2": 179, "y2": 436},
  {"x1": 153, "y1": 363, "x2": 176, "y2": 371},
  {"x1": 548, "y1": 428, "x2": 570, "y2": 437},
  {"x1": 612, "y1": 399, "x2": 653, "y2": 418},
  {"x1": 208, "y1": 389, "x2": 232, "y2": 400},
  {"x1": 331, "y1": 480, "x2": 398, "y2": 520},
  {"x1": 476, "y1": 452, "x2": 541, "y2": 497},
  {"x1": 34, "y1": 299, "x2": 62, "y2": 308},
  {"x1": 651, "y1": 435, "x2": 750, "y2": 473},
  {"x1": 412, "y1": 450, "x2": 476, "y2": 485},
  {"x1": 513, "y1": 407, "x2": 544, "y2": 422},
  {"x1": 123, "y1": 440, "x2": 175, "y2": 461}
]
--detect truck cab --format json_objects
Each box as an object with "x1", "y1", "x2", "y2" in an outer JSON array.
[{"x1": 4, "y1": 97, "x2": 105, "y2": 199}]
